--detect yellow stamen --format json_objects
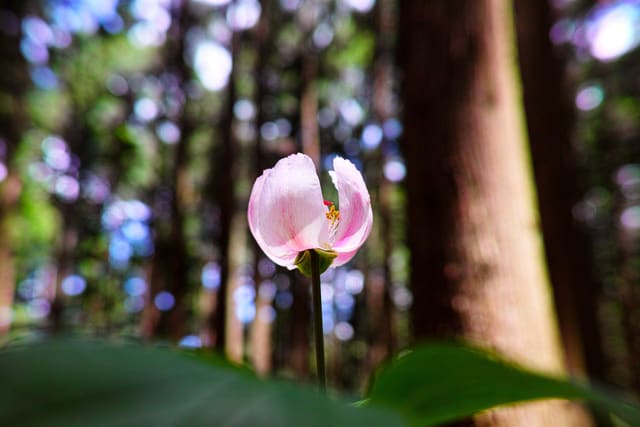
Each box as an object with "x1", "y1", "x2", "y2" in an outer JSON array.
[
  {"x1": 325, "y1": 204, "x2": 340, "y2": 222},
  {"x1": 324, "y1": 201, "x2": 340, "y2": 236}
]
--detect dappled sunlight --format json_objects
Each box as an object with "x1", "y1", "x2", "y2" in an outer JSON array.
[{"x1": 0, "y1": 0, "x2": 639, "y2": 425}]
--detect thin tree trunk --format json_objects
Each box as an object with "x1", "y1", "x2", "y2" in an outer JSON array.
[
  {"x1": 250, "y1": 287, "x2": 272, "y2": 376},
  {"x1": 249, "y1": 0, "x2": 273, "y2": 377},
  {"x1": 50, "y1": 203, "x2": 78, "y2": 331},
  {"x1": 164, "y1": 0, "x2": 195, "y2": 340},
  {"x1": 205, "y1": 34, "x2": 238, "y2": 353},
  {"x1": 142, "y1": 0, "x2": 192, "y2": 340},
  {"x1": 298, "y1": 2, "x2": 321, "y2": 169},
  {"x1": 367, "y1": 0, "x2": 396, "y2": 369},
  {"x1": 300, "y1": 55, "x2": 320, "y2": 167},
  {"x1": 399, "y1": 1, "x2": 589, "y2": 425},
  {"x1": 0, "y1": 0, "x2": 27, "y2": 337},
  {"x1": 0, "y1": 169, "x2": 20, "y2": 337},
  {"x1": 513, "y1": 0, "x2": 605, "y2": 381},
  {"x1": 50, "y1": 107, "x2": 89, "y2": 331}
]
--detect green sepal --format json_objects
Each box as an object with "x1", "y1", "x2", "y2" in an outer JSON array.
[{"x1": 294, "y1": 248, "x2": 337, "y2": 277}]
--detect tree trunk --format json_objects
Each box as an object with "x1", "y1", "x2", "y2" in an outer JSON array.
[
  {"x1": 0, "y1": 0, "x2": 27, "y2": 337},
  {"x1": 367, "y1": 0, "x2": 396, "y2": 369},
  {"x1": 249, "y1": 1, "x2": 273, "y2": 376},
  {"x1": 399, "y1": 1, "x2": 588, "y2": 425},
  {"x1": 50, "y1": 203, "x2": 78, "y2": 331},
  {"x1": 205, "y1": 34, "x2": 238, "y2": 353},
  {"x1": 142, "y1": 0, "x2": 192, "y2": 340},
  {"x1": 299, "y1": 55, "x2": 320, "y2": 168},
  {"x1": 513, "y1": 0, "x2": 605, "y2": 380}
]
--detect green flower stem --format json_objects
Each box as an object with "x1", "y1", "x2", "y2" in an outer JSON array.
[{"x1": 310, "y1": 249, "x2": 326, "y2": 391}]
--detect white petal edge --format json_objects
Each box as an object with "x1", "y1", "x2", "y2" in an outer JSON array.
[{"x1": 330, "y1": 157, "x2": 373, "y2": 254}]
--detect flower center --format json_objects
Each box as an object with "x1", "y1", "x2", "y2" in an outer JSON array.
[{"x1": 324, "y1": 200, "x2": 340, "y2": 238}]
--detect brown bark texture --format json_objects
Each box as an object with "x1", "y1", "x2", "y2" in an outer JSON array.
[
  {"x1": 367, "y1": 0, "x2": 396, "y2": 369},
  {"x1": 514, "y1": 0, "x2": 605, "y2": 380},
  {"x1": 399, "y1": 1, "x2": 589, "y2": 425},
  {"x1": 205, "y1": 34, "x2": 238, "y2": 353}
]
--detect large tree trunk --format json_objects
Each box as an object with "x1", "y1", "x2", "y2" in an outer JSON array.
[
  {"x1": 399, "y1": 1, "x2": 588, "y2": 425},
  {"x1": 513, "y1": 0, "x2": 605, "y2": 380}
]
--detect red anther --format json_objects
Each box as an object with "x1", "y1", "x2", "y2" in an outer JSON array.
[{"x1": 323, "y1": 200, "x2": 333, "y2": 206}]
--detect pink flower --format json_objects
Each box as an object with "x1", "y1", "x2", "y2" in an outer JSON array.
[{"x1": 248, "y1": 153, "x2": 373, "y2": 272}]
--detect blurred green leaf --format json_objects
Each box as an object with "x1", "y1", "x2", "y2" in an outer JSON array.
[
  {"x1": 27, "y1": 90, "x2": 71, "y2": 131},
  {"x1": 0, "y1": 338, "x2": 405, "y2": 427},
  {"x1": 328, "y1": 30, "x2": 375, "y2": 68},
  {"x1": 367, "y1": 342, "x2": 640, "y2": 427}
]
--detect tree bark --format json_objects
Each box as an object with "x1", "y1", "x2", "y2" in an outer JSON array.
[
  {"x1": 205, "y1": 34, "x2": 238, "y2": 353},
  {"x1": 249, "y1": 0, "x2": 273, "y2": 377},
  {"x1": 299, "y1": 55, "x2": 320, "y2": 168},
  {"x1": 142, "y1": 0, "x2": 192, "y2": 340},
  {"x1": 0, "y1": 0, "x2": 27, "y2": 336},
  {"x1": 513, "y1": 0, "x2": 605, "y2": 380},
  {"x1": 399, "y1": 1, "x2": 588, "y2": 425},
  {"x1": 367, "y1": 0, "x2": 396, "y2": 369}
]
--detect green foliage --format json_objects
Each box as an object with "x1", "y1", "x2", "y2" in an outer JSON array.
[
  {"x1": 87, "y1": 97, "x2": 127, "y2": 131},
  {"x1": 60, "y1": 35, "x2": 157, "y2": 112},
  {"x1": 27, "y1": 90, "x2": 71, "y2": 132},
  {"x1": 0, "y1": 338, "x2": 404, "y2": 427},
  {"x1": 4, "y1": 339, "x2": 640, "y2": 427},
  {"x1": 9, "y1": 132, "x2": 59, "y2": 269},
  {"x1": 114, "y1": 124, "x2": 159, "y2": 189},
  {"x1": 327, "y1": 16, "x2": 375, "y2": 68},
  {"x1": 367, "y1": 342, "x2": 640, "y2": 427},
  {"x1": 11, "y1": 182, "x2": 59, "y2": 263}
]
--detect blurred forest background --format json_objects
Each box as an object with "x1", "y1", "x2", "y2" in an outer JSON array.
[{"x1": 1, "y1": 0, "x2": 640, "y2": 408}]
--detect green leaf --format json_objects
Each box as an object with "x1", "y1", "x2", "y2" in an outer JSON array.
[
  {"x1": 0, "y1": 338, "x2": 405, "y2": 427},
  {"x1": 367, "y1": 342, "x2": 640, "y2": 427}
]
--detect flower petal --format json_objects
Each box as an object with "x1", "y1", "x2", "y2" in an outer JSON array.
[
  {"x1": 248, "y1": 153, "x2": 328, "y2": 266},
  {"x1": 330, "y1": 157, "x2": 373, "y2": 254},
  {"x1": 331, "y1": 248, "x2": 359, "y2": 267},
  {"x1": 248, "y1": 171, "x2": 298, "y2": 266}
]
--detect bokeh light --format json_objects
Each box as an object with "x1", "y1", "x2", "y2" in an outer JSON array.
[
  {"x1": 226, "y1": 0, "x2": 261, "y2": 31},
  {"x1": 621, "y1": 205, "x2": 640, "y2": 230},
  {"x1": 586, "y1": 1, "x2": 640, "y2": 62},
  {"x1": 201, "y1": 262, "x2": 221, "y2": 290},
  {"x1": 194, "y1": 41, "x2": 232, "y2": 91},
  {"x1": 361, "y1": 123, "x2": 383, "y2": 150},
  {"x1": 233, "y1": 99, "x2": 256, "y2": 121},
  {"x1": 124, "y1": 277, "x2": 147, "y2": 297},
  {"x1": 575, "y1": 84, "x2": 604, "y2": 111},
  {"x1": 341, "y1": 0, "x2": 375, "y2": 13},
  {"x1": 334, "y1": 321, "x2": 354, "y2": 341},
  {"x1": 384, "y1": 158, "x2": 406, "y2": 182},
  {"x1": 179, "y1": 335, "x2": 203, "y2": 348},
  {"x1": 154, "y1": 291, "x2": 175, "y2": 311},
  {"x1": 61, "y1": 275, "x2": 87, "y2": 296}
]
